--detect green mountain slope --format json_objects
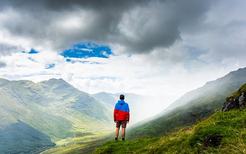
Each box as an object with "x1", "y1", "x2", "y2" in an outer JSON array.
[
  {"x1": 94, "y1": 83, "x2": 246, "y2": 154},
  {"x1": 0, "y1": 78, "x2": 112, "y2": 153},
  {"x1": 0, "y1": 121, "x2": 55, "y2": 154},
  {"x1": 128, "y1": 67, "x2": 246, "y2": 138}
]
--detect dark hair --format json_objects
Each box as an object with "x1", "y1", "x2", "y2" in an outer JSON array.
[{"x1": 120, "y1": 94, "x2": 125, "y2": 100}]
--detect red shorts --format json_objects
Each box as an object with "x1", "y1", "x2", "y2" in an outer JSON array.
[{"x1": 116, "y1": 121, "x2": 127, "y2": 128}]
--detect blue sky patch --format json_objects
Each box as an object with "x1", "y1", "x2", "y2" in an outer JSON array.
[
  {"x1": 60, "y1": 42, "x2": 113, "y2": 59},
  {"x1": 21, "y1": 48, "x2": 40, "y2": 54},
  {"x1": 28, "y1": 48, "x2": 39, "y2": 54}
]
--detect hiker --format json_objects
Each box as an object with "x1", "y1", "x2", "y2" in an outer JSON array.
[
  {"x1": 239, "y1": 92, "x2": 246, "y2": 109},
  {"x1": 114, "y1": 94, "x2": 130, "y2": 141}
]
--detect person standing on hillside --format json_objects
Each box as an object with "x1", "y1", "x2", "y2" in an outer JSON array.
[{"x1": 114, "y1": 94, "x2": 130, "y2": 141}]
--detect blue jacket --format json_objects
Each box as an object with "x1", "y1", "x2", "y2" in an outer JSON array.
[{"x1": 114, "y1": 100, "x2": 130, "y2": 121}]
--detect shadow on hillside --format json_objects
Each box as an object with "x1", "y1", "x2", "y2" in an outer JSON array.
[{"x1": 0, "y1": 120, "x2": 55, "y2": 154}]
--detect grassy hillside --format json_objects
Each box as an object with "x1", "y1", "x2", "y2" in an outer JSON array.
[
  {"x1": 94, "y1": 84, "x2": 246, "y2": 154},
  {"x1": 127, "y1": 68, "x2": 246, "y2": 138},
  {"x1": 0, "y1": 78, "x2": 112, "y2": 139},
  {"x1": 95, "y1": 110, "x2": 246, "y2": 154},
  {"x1": 0, "y1": 121, "x2": 55, "y2": 154},
  {"x1": 41, "y1": 131, "x2": 111, "y2": 154},
  {"x1": 0, "y1": 78, "x2": 113, "y2": 153}
]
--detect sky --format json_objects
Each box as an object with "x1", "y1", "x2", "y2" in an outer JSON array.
[{"x1": 0, "y1": 0, "x2": 246, "y2": 112}]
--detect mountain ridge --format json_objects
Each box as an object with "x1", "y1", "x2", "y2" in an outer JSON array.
[
  {"x1": 127, "y1": 67, "x2": 246, "y2": 138},
  {"x1": 0, "y1": 77, "x2": 112, "y2": 153}
]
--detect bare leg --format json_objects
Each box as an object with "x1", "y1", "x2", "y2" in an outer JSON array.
[
  {"x1": 115, "y1": 127, "x2": 119, "y2": 139},
  {"x1": 121, "y1": 128, "x2": 125, "y2": 139}
]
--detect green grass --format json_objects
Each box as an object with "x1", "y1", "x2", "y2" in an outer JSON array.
[
  {"x1": 94, "y1": 109, "x2": 246, "y2": 154},
  {"x1": 41, "y1": 131, "x2": 111, "y2": 154}
]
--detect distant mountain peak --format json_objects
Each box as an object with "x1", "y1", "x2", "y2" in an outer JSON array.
[
  {"x1": 40, "y1": 78, "x2": 69, "y2": 85},
  {"x1": 0, "y1": 78, "x2": 9, "y2": 82},
  {"x1": 205, "y1": 67, "x2": 246, "y2": 86},
  {"x1": 0, "y1": 78, "x2": 10, "y2": 86}
]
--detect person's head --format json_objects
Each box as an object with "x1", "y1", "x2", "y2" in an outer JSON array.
[{"x1": 120, "y1": 94, "x2": 125, "y2": 100}]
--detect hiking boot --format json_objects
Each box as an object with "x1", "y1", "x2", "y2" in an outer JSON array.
[
  {"x1": 115, "y1": 137, "x2": 118, "y2": 141},
  {"x1": 122, "y1": 138, "x2": 125, "y2": 141}
]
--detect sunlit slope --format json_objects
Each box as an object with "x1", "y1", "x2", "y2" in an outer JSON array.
[
  {"x1": 42, "y1": 91, "x2": 153, "y2": 153},
  {"x1": 0, "y1": 78, "x2": 112, "y2": 153},
  {"x1": 128, "y1": 67, "x2": 246, "y2": 138},
  {"x1": 41, "y1": 131, "x2": 111, "y2": 154},
  {"x1": 94, "y1": 84, "x2": 246, "y2": 154}
]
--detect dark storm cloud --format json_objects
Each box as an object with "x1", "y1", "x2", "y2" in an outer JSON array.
[
  {"x1": 0, "y1": 43, "x2": 24, "y2": 56},
  {"x1": 0, "y1": 0, "x2": 212, "y2": 54},
  {"x1": 118, "y1": 0, "x2": 213, "y2": 53},
  {"x1": 0, "y1": 0, "x2": 143, "y2": 10}
]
